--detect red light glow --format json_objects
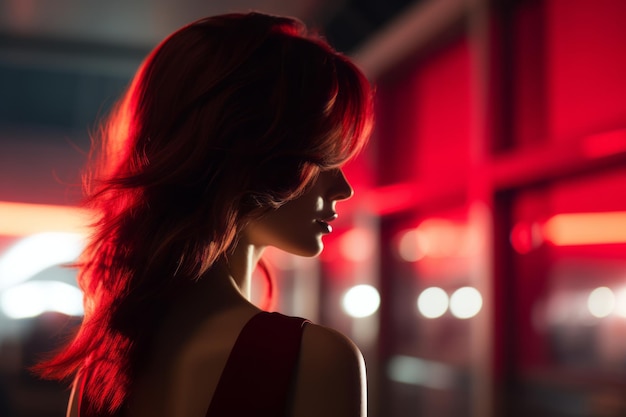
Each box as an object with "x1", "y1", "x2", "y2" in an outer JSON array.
[
  {"x1": 543, "y1": 211, "x2": 626, "y2": 246},
  {"x1": 339, "y1": 228, "x2": 376, "y2": 262},
  {"x1": 510, "y1": 222, "x2": 543, "y2": 254},
  {"x1": 362, "y1": 183, "x2": 417, "y2": 215},
  {"x1": 396, "y1": 218, "x2": 470, "y2": 261},
  {"x1": 581, "y1": 129, "x2": 626, "y2": 158}
]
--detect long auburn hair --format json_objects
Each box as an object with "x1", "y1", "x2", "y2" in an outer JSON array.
[{"x1": 36, "y1": 12, "x2": 373, "y2": 414}]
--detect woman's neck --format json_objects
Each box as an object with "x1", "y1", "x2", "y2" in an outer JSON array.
[
  {"x1": 222, "y1": 238, "x2": 265, "y2": 299},
  {"x1": 165, "y1": 238, "x2": 266, "y2": 324}
]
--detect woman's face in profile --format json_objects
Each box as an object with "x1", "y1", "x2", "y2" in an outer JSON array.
[{"x1": 243, "y1": 168, "x2": 354, "y2": 257}]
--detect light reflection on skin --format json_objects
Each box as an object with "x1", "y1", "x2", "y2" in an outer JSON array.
[{"x1": 242, "y1": 168, "x2": 354, "y2": 258}]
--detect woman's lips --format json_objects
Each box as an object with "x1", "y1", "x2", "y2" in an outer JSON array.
[
  {"x1": 315, "y1": 213, "x2": 337, "y2": 233},
  {"x1": 315, "y1": 219, "x2": 332, "y2": 233}
]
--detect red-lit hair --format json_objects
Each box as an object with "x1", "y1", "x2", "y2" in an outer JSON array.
[{"x1": 35, "y1": 12, "x2": 373, "y2": 414}]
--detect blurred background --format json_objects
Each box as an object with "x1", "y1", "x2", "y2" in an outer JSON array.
[{"x1": 1, "y1": 0, "x2": 626, "y2": 416}]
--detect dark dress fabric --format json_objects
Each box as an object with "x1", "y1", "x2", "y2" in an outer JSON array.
[
  {"x1": 205, "y1": 311, "x2": 310, "y2": 417},
  {"x1": 78, "y1": 312, "x2": 309, "y2": 417}
]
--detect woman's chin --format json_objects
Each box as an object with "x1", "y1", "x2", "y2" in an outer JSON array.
[{"x1": 280, "y1": 239, "x2": 324, "y2": 258}]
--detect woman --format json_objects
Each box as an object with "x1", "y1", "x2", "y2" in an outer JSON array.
[{"x1": 37, "y1": 12, "x2": 374, "y2": 417}]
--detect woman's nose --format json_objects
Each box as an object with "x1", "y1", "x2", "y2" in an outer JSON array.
[{"x1": 329, "y1": 168, "x2": 354, "y2": 201}]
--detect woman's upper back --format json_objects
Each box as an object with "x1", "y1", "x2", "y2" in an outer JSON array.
[{"x1": 68, "y1": 305, "x2": 366, "y2": 417}]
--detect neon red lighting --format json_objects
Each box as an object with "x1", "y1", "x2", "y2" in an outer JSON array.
[
  {"x1": 361, "y1": 183, "x2": 417, "y2": 215},
  {"x1": 581, "y1": 129, "x2": 626, "y2": 158},
  {"x1": 510, "y1": 222, "x2": 543, "y2": 254}
]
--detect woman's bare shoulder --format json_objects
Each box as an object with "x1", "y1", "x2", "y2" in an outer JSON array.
[
  {"x1": 300, "y1": 323, "x2": 363, "y2": 365},
  {"x1": 290, "y1": 323, "x2": 367, "y2": 417}
]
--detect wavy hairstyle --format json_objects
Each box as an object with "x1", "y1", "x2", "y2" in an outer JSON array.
[{"x1": 36, "y1": 12, "x2": 373, "y2": 414}]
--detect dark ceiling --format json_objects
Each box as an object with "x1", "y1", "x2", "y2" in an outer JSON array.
[
  {"x1": 0, "y1": 0, "x2": 418, "y2": 134},
  {"x1": 324, "y1": 0, "x2": 416, "y2": 52}
]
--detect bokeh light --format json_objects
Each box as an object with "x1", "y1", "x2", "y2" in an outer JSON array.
[
  {"x1": 419, "y1": 219, "x2": 462, "y2": 258},
  {"x1": 417, "y1": 287, "x2": 449, "y2": 319},
  {"x1": 0, "y1": 232, "x2": 85, "y2": 291},
  {"x1": 587, "y1": 286, "x2": 615, "y2": 318},
  {"x1": 1, "y1": 280, "x2": 83, "y2": 319},
  {"x1": 615, "y1": 288, "x2": 626, "y2": 318},
  {"x1": 449, "y1": 287, "x2": 483, "y2": 319},
  {"x1": 340, "y1": 228, "x2": 376, "y2": 262},
  {"x1": 397, "y1": 219, "x2": 469, "y2": 261},
  {"x1": 342, "y1": 284, "x2": 381, "y2": 318},
  {"x1": 397, "y1": 229, "x2": 428, "y2": 262}
]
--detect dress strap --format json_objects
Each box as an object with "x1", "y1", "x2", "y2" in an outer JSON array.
[{"x1": 205, "y1": 312, "x2": 309, "y2": 417}]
